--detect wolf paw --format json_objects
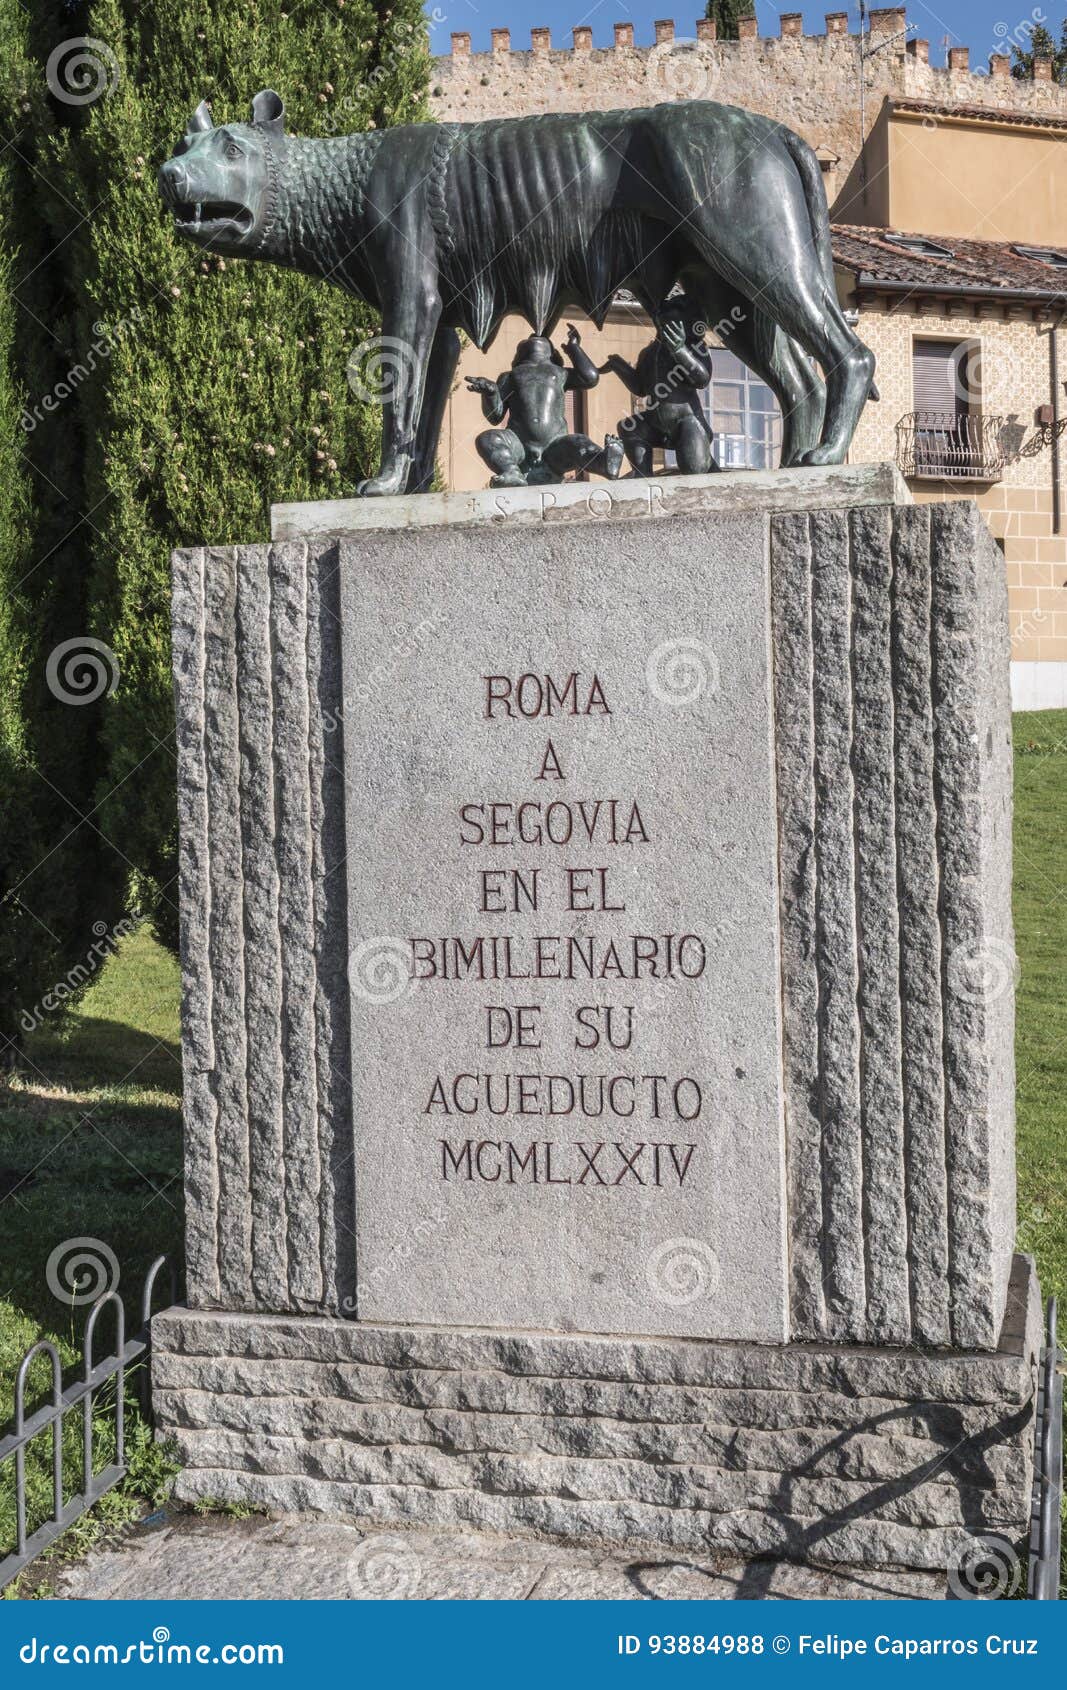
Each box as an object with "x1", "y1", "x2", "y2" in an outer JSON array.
[{"x1": 356, "y1": 472, "x2": 406, "y2": 497}]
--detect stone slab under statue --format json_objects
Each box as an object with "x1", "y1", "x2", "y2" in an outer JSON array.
[{"x1": 156, "y1": 465, "x2": 1042, "y2": 1578}]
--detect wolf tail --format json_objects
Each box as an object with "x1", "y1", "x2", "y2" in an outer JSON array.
[
  {"x1": 780, "y1": 125, "x2": 838, "y2": 310},
  {"x1": 780, "y1": 125, "x2": 878, "y2": 401}
]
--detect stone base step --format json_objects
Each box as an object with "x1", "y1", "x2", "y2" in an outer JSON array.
[
  {"x1": 153, "y1": 1257, "x2": 1040, "y2": 1576},
  {"x1": 53, "y1": 1511, "x2": 950, "y2": 1602}
]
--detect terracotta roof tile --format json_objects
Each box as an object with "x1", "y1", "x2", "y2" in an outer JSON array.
[
  {"x1": 830, "y1": 223, "x2": 1067, "y2": 298},
  {"x1": 889, "y1": 97, "x2": 1067, "y2": 133}
]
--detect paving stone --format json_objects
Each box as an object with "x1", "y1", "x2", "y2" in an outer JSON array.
[{"x1": 51, "y1": 1515, "x2": 948, "y2": 1603}]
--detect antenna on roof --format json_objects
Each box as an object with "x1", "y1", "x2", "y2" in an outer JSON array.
[{"x1": 858, "y1": 2, "x2": 919, "y2": 205}]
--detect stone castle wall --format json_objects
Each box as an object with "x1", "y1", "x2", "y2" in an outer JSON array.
[{"x1": 431, "y1": 11, "x2": 1067, "y2": 196}]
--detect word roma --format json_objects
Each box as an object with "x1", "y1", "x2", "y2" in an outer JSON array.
[
  {"x1": 483, "y1": 671, "x2": 610, "y2": 719},
  {"x1": 439, "y1": 1138, "x2": 697, "y2": 1187},
  {"x1": 409, "y1": 932, "x2": 707, "y2": 982}
]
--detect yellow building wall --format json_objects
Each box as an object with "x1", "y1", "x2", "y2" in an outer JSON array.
[
  {"x1": 885, "y1": 114, "x2": 1066, "y2": 244},
  {"x1": 848, "y1": 301, "x2": 1067, "y2": 668},
  {"x1": 831, "y1": 103, "x2": 891, "y2": 227}
]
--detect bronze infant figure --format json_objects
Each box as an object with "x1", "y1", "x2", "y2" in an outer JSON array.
[
  {"x1": 602, "y1": 296, "x2": 716, "y2": 477},
  {"x1": 466, "y1": 326, "x2": 623, "y2": 487}
]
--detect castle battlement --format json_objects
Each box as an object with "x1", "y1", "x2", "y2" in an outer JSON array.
[
  {"x1": 439, "y1": 11, "x2": 1059, "y2": 81},
  {"x1": 430, "y1": 11, "x2": 1066, "y2": 192}
]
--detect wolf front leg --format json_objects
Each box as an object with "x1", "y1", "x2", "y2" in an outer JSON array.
[
  {"x1": 406, "y1": 326, "x2": 461, "y2": 494},
  {"x1": 357, "y1": 285, "x2": 443, "y2": 497}
]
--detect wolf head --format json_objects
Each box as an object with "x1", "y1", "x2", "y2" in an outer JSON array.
[{"x1": 158, "y1": 89, "x2": 284, "y2": 254}]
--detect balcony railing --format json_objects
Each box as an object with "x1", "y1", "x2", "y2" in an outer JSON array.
[{"x1": 895, "y1": 411, "x2": 1006, "y2": 481}]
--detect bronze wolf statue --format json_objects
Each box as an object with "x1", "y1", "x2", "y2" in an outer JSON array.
[{"x1": 159, "y1": 90, "x2": 875, "y2": 496}]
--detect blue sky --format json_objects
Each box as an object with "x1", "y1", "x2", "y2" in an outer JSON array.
[{"x1": 426, "y1": 1, "x2": 1063, "y2": 66}]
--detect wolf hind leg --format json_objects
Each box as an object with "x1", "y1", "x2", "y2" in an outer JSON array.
[
  {"x1": 670, "y1": 173, "x2": 873, "y2": 462},
  {"x1": 684, "y1": 273, "x2": 825, "y2": 467}
]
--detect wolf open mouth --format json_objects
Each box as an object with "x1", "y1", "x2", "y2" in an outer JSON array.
[{"x1": 172, "y1": 199, "x2": 254, "y2": 235}]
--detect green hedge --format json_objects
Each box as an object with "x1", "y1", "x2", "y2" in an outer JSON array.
[{"x1": 0, "y1": 1, "x2": 430, "y2": 1044}]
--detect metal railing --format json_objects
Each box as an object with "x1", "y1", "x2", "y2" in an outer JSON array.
[
  {"x1": 896, "y1": 411, "x2": 1006, "y2": 481},
  {"x1": 1028, "y1": 1296, "x2": 1063, "y2": 1601},
  {"x1": 0, "y1": 1256, "x2": 173, "y2": 1591}
]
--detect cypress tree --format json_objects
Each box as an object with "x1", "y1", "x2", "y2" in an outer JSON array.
[
  {"x1": 0, "y1": 3, "x2": 127, "y2": 1059},
  {"x1": 703, "y1": 0, "x2": 757, "y2": 39},
  {"x1": 1011, "y1": 23, "x2": 1067, "y2": 81},
  {"x1": 0, "y1": 0, "x2": 36, "y2": 1058},
  {"x1": 35, "y1": 2, "x2": 431, "y2": 955}
]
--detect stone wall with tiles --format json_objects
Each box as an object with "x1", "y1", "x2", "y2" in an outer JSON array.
[
  {"x1": 431, "y1": 12, "x2": 1067, "y2": 205},
  {"x1": 845, "y1": 300, "x2": 1067, "y2": 676}
]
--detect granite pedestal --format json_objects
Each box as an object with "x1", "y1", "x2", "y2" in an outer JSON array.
[{"x1": 158, "y1": 466, "x2": 1036, "y2": 1576}]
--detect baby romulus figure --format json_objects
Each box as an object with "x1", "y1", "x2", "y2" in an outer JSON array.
[
  {"x1": 601, "y1": 296, "x2": 717, "y2": 476},
  {"x1": 466, "y1": 326, "x2": 624, "y2": 487}
]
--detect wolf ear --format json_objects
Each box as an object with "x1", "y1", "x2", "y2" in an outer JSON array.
[
  {"x1": 172, "y1": 100, "x2": 212, "y2": 155},
  {"x1": 251, "y1": 89, "x2": 285, "y2": 135}
]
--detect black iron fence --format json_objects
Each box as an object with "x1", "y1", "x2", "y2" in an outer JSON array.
[
  {"x1": 896, "y1": 411, "x2": 1006, "y2": 481},
  {"x1": 0, "y1": 1256, "x2": 173, "y2": 1591},
  {"x1": 1028, "y1": 1297, "x2": 1063, "y2": 1601}
]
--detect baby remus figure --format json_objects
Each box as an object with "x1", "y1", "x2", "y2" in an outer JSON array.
[
  {"x1": 602, "y1": 297, "x2": 716, "y2": 476},
  {"x1": 466, "y1": 326, "x2": 624, "y2": 487}
]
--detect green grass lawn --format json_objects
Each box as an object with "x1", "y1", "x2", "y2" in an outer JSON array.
[
  {"x1": 1011, "y1": 710, "x2": 1067, "y2": 1312},
  {"x1": 0, "y1": 711, "x2": 1064, "y2": 1587},
  {"x1": 0, "y1": 928, "x2": 183, "y2": 1588}
]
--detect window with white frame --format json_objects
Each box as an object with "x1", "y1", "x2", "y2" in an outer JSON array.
[
  {"x1": 706, "y1": 350, "x2": 783, "y2": 470},
  {"x1": 660, "y1": 348, "x2": 782, "y2": 470}
]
